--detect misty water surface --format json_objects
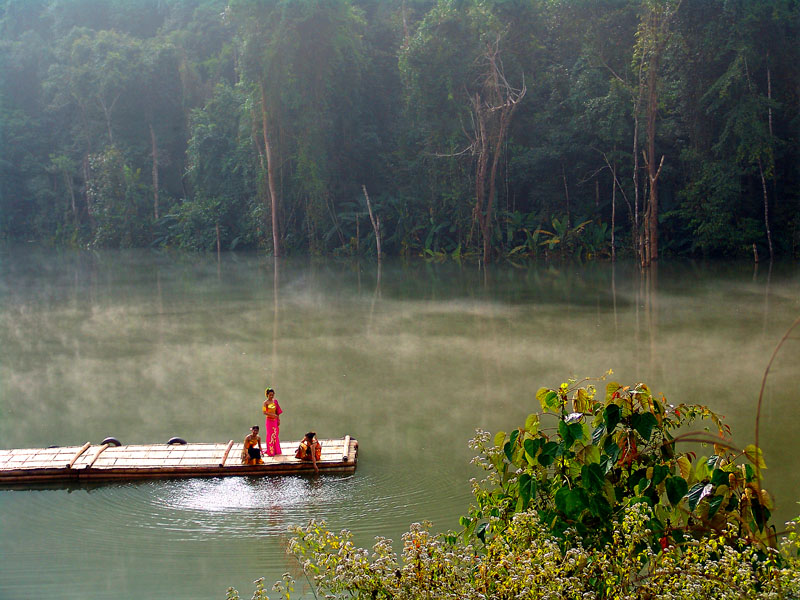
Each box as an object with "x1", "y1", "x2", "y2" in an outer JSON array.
[{"x1": 1, "y1": 247, "x2": 798, "y2": 599}]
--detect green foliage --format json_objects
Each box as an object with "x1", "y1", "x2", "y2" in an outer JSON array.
[
  {"x1": 1, "y1": 0, "x2": 799, "y2": 256},
  {"x1": 468, "y1": 375, "x2": 782, "y2": 555},
  {"x1": 275, "y1": 509, "x2": 800, "y2": 600},
  {"x1": 87, "y1": 146, "x2": 152, "y2": 247},
  {"x1": 235, "y1": 374, "x2": 800, "y2": 600}
]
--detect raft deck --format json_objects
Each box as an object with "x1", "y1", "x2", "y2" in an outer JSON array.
[{"x1": 0, "y1": 436, "x2": 358, "y2": 484}]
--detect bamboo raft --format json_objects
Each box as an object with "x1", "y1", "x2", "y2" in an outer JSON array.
[{"x1": 0, "y1": 436, "x2": 358, "y2": 484}]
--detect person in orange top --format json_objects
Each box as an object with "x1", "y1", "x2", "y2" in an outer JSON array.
[
  {"x1": 241, "y1": 426, "x2": 264, "y2": 465},
  {"x1": 295, "y1": 431, "x2": 321, "y2": 472},
  {"x1": 263, "y1": 387, "x2": 283, "y2": 456}
]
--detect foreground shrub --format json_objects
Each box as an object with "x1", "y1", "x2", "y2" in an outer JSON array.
[{"x1": 228, "y1": 375, "x2": 800, "y2": 599}]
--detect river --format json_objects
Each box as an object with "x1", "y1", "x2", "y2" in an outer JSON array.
[{"x1": 0, "y1": 246, "x2": 798, "y2": 599}]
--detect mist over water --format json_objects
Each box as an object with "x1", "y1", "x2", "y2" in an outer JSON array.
[{"x1": 1, "y1": 247, "x2": 799, "y2": 599}]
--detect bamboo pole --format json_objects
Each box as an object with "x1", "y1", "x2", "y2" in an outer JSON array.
[
  {"x1": 86, "y1": 444, "x2": 110, "y2": 468},
  {"x1": 219, "y1": 440, "x2": 234, "y2": 467},
  {"x1": 67, "y1": 442, "x2": 92, "y2": 468},
  {"x1": 342, "y1": 435, "x2": 351, "y2": 462}
]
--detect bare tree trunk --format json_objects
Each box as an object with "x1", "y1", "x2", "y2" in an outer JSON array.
[
  {"x1": 61, "y1": 169, "x2": 78, "y2": 226},
  {"x1": 645, "y1": 61, "x2": 660, "y2": 265},
  {"x1": 362, "y1": 185, "x2": 382, "y2": 262},
  {"x1": 758, "y1": 158, "x2": 774, "y2": 260},
  {"x1": 595, "y1": 178, "x2": 600, "y2": 213},
  {"x1": 99, "y1": 95, "x2": 119, "y2": 144},
  {"x1": 633, "y1": 100, "x2": 642, "y2": 264},
  {"x1": 611, "y1": 160, "x2": 616, "y2": 262},
  {"x1": 463, "y1": 35, "x2": 525, "y2": 265},
  {"x1": 82, "y1": 155, "x2": 94, "y2": 231},
  {"x1": 149, "y1": 122, "x2": 160, "y2": 221},
  {"x1": 767, "y1": 56, "x2": 773, "y2": 138},
  {"x1": 260, "y1": 79, "x2": 280, "y2": 257},
  {"x1": 561, "y1": 162, "x2": 571, "y2": 229},
  {"x1": 485, "y1": 116, "x2": 511, "y2": 264}
]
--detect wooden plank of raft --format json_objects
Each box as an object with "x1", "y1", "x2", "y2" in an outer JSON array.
[
  {"x1": 86, "y1": 443, "x2": 110, "y2": 468},
  {"x1": 219, "y1": 440, "x2": 234, "y2": 467},
  {"x1": 67, "y1": 442, "x2": 91, "y2": 468}
]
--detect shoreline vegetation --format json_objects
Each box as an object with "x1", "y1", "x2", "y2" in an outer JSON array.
[
  {"x1": 229, "y1": 371, "x2": 800, "y2": 599},
  {"x1": 2, "y1": 1, "x2": 799, "y2": 263}
]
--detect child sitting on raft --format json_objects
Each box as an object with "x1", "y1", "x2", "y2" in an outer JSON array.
[
  {"x1": 295, "y1": 431, "x2": 321, "y2": 472},
  {"x1": 241, "y1": 426, "x2": 264, "y2": 465}
]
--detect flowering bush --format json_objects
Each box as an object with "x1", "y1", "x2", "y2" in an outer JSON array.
[{"x1": 228, "y1": 376, "x2": 800, "y2": 599}]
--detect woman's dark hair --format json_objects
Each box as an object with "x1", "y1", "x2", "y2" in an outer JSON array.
[
  {"x1": 305, "y1": 431, "x2": 316, "y2": 439},
  {"x1": 251, "y1": 425, "x2": 259, "y2": 431}
]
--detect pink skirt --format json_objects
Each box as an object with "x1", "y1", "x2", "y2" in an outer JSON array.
[{"x1": 265, "y1": 418, "x2": 281, "y2": 456}]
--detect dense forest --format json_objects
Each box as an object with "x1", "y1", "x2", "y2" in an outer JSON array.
[{"x1": 1, "y1": 0, "x2": 798, "y2": 262}]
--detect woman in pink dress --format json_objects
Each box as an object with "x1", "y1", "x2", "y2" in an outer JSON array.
[{"x1": 262, "y1": 387, "x2": 283, "y2": 456}]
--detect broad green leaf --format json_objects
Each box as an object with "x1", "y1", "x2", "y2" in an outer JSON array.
[
  {"x1": 524, "y1": 438, "x2": 543, "y2": 463},
  {"x1": 503, "y1": 441, "x2": 513, "y2": 462},
  {"x1": 651, "y1": 464, "x2": 668, "y2": 486},
  {"x1": 710, "y1": 468, "x2": 729, "y2": 487},
  {"x1": 631, "y1": 412, "x2": 658, "y2": 441},
  {"x1": 559, "y1": 420, "x2": 584, "y2": 450},
  {"x1": 556, "y1": 487, "x2": 588, "y2": 520},
  {"x1": 591, "y1": 424, "x2": 605, "y2": 445},
  {"x1": 752, "y1": 499, "x2": 771, "y2": 532},
  {"x1": 538, "y1": 441, "x2": 560, "y2": 467},
  {"x1": 581, "y1": 463, "x2": 605, "y2": 493},
  {"x1": 687, "y1": 482, "x2": 713, "y2": 511},
  {"x1": 707, "y1": 495, "x2": 724, "y2": 518},
  {"x1": 744, "y1": 444, "x2": 767, "y2": 469},
  {"x1": 665, "y1": 476, "x2": 688, "y2": 506},
  {"x1": 524, "y1": 413, "x2": 539, "y2": 434},
  {"x1": 476, "y1": 522, "x2": 489, "y2": 544},
  {"x1": 603, "y1": 404, "x2": 621, "y2": 432},
  {"x1": 587, "y1": 493, "x2": 612, "y2": 519},
  {"x1": 493, "y1": 431, "x2": 506, "y2": 448},
  {"x1": 537, "y1": 388, "x2": 559, "y2": 412},
  {"x1": 509, "y1": 429, "x2": 520, "y2": 449},
  {"x1": 580, "y1": 444, "x2": 602, "y2": 465},
  {"x1": 518, "y1": 473, "x2": 534, "y2": 508}
]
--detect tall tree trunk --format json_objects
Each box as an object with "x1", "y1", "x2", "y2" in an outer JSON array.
[
  {"x1": 765, "y1": 58, "x2": 774, "y2": 260},
  {"x1": 149, "y1": 122, "x2": 160, "y2": 221},
  {"x1": 632, "y1": 92, "x2": 642, "y2": 264},
  {"x1": 611, "y1": 160, "x2": 617, "y2": 262},
  {"x1": 260, "y1": 79, "x2": 280, "y2": 258},
  {"x1": 363, "y1": 185, "x2": 382, "y2": 262},
  {"x1": 758, "y1": 158, "x2": 774, "y2": 260},
  {"x1": 561, "y1": 162, "x2": 571, "y2": 229},
  {"x1": 645, "y1": 57, "x2": 660, "y2": 265},
  {"x1": 82, "y1": 155, "x2": 94, "y2": 232}
]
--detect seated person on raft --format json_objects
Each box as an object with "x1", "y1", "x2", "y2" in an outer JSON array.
[
  {"x1": 295, "y1": 431, "x2": 321, "y2": 472},
  {"x1": 241, "y1": 426, "x2": 264, "y2": 465}
]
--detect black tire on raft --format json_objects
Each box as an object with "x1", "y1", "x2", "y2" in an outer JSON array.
[
  {"x1": 101, "y1": 437, "x2": 122, "y2": 447},
  {"x1": 167, "y1": 437, "x2": 187, "y2": 445}
]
